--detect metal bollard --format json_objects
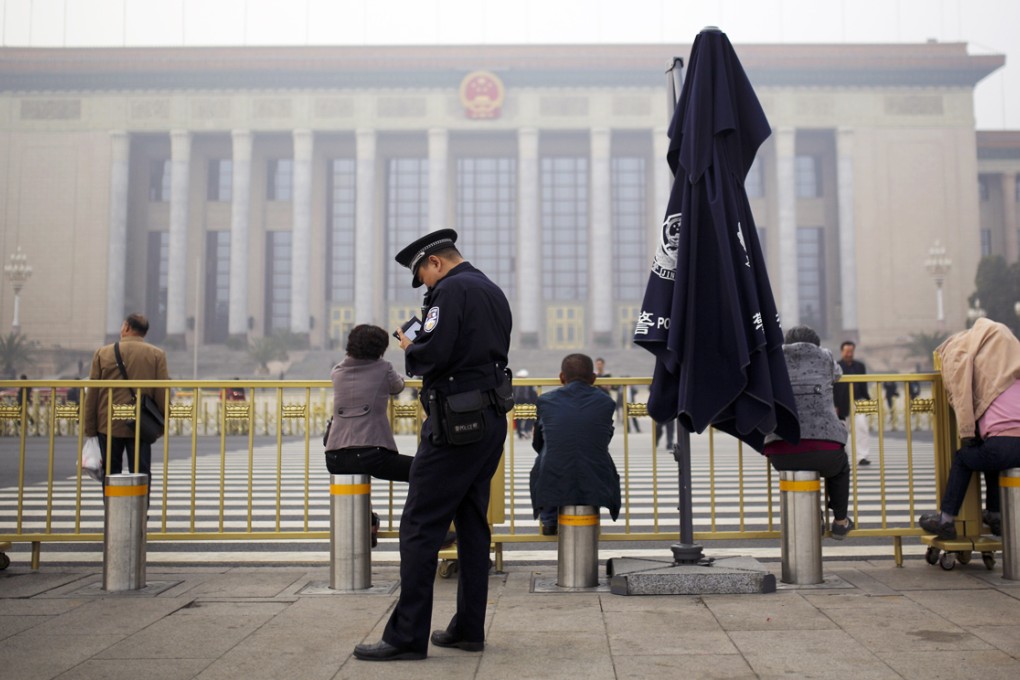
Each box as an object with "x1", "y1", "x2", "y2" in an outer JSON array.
[
  {"x1": 330, "y1": 474, "x2": 372, "y2": 590},
  {"x1": 103, "y1": 473, "x2": 148, "y2": 591},
  {"x1": 557, "y1": 505, "x2": 599, "y2": 587},
  {"x1": 779, "y1": 470, "x2": 823, "y2": 585},
  {"x1": 1001, "y1": 468, "x2": 1020, "y2": 581}
]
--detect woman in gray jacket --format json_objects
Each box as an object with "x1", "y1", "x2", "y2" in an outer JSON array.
[
  {"x1": 324, "y1": 324, "x2": 413, "y2": 482},
  {"x1": 763, "y1": 326, "x2": 854, "y2": 539}
]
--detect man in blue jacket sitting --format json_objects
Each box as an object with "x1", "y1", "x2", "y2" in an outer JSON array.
[{"x1": 531, "y1": 353, "x2": 621, "y2": 535}]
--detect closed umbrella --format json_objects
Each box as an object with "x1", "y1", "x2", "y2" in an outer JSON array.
[{"x1": 636, "y1": 27, "x2": 799, "y2": 451}]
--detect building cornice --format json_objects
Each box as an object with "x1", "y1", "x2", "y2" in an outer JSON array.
[{"x1": 0, "y1": 42, "x2": 1004, "y2": 92}]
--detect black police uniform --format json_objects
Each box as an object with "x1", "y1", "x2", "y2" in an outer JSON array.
[{"x1": 382, "y1": 259, "x2": 512, "y2": 655}]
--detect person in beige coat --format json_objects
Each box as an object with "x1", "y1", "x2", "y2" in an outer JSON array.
[
  {"x1": 919, "y1": 318, "x2": 1020, "y2": 539},
  {"x1": 83, "y1": 313, "x2": 169, "y2": 484}
]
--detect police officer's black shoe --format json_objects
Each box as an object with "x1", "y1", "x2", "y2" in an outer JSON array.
[
  {"x1": 431, "y1": 629, "x2": 484, "y2": 652},
  {"x1": 353, "y1": 640, "x2": 425, "y2": 661}
]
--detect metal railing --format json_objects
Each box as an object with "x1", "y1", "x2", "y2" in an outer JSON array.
[{"x1": 0, "y1": 374, "x2": 945, "y2": 569}]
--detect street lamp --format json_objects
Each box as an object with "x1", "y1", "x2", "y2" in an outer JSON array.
[
  {"x1": 3, "y1": 246, "x2": 32, "y2": 334},
  {"x1": 925, "y1": 240, "x2": 952, "y2": 326},
  {"x1": 967, "y1": 297, "x2": 986, "y2": 326}
]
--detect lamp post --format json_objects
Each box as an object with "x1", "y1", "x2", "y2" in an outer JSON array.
[
  {"x1": 967, "y1": 297, "x2": 986, "y2": 326},
  {"x1": 3, "y1": 246, "x2": 32, "y2": 334},
  {"x1": 925, "y1": 240, "x2": 952, "y2": 327}
]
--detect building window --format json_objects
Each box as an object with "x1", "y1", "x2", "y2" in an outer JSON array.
[
  {"x1": 267, "y1": 159, "x2": 293, "y2": 201},
  {"x1": 145, "y1": 231, "x2": 170, "y2": 342},
  {"x1": 795, "y1": 155, "x2": 820, "y2": 198},
  {"x1": 797, "y1": 227, "x2": 825, "y2": 336},
  {"x1": 542, "y1": 157, "x2": 588, "y2": 301},
  {"x1": 978, "y1": 176, "x2": 989, "y2": 202},
  {"x1": 612, "y1": 156, "x2": 646, "y2": 301},
  {"x1": 385, "y1": 158, "x2": 429, "y2": 303},
  {"x1": 149, "y1": 160, "x2": 170, "y2": 202},
  {"x1": 205, "y1": 231, "x2": 230, "y2": 343},
  {"x1": 456, "y1": 157, "x2": 517, "y2": 296},
  {"x1": 207, "y1": 160, "x2": 232, "y2": 202},
  {"x1": 265, "y1": 231, "x2": 292, "y2": 334},
  {"x1": 981, "y1": 229, "x2": 992, "y2": 257},
  {"x1": 327, "y1": 159, "x2": 357, "y2": 306},
  {"x1": 745, "y1": 156, "x2": 764, "y2": 198}
]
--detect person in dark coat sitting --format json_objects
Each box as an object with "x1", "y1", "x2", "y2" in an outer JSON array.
[{"x1": 530, "y1": 353, "x2": 621, "y2": 535}]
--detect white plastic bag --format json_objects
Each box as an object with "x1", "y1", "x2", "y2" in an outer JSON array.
[{"x1": 81, "y1": 436, "x2": 103, "y2": 482}]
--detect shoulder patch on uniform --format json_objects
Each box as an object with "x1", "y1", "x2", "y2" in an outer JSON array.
[{"x1": 423, "y1": 306, "x2": 440, "y2": 333}]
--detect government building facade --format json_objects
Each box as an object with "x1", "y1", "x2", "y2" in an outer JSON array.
[{"x1": 0, "y1": 42, "x2": 1014, "y2": 365}]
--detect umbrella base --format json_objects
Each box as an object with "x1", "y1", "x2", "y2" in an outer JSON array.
[
  {"x1": 670, "y1": 543, "x2": 706, "y2": 564},
  {"x1": 606, "y1": 555, "x2": 776, "y2": 596}
]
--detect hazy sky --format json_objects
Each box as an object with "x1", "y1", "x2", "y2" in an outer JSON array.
[{"x1": 1, "y1": 0, "x2": 1017, "y2": 129}]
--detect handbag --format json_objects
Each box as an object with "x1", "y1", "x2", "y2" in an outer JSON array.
[
  {"x1": 81, "y1": 436, "x2": 103, "y2": 482},
  {"x1": 113, "y1": 342, "x2": 165, "y2": 444}
]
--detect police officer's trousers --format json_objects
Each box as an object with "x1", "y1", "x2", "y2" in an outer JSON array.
[{"x1": 383, "y1": 406, "x2": 506, "y2": 654}]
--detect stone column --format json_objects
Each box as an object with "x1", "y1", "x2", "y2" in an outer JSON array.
[
  {"x1": 590, "y1": 127, "x2": 613, "y2": 346},
  {"x1": 165, "y1": 129, "x2": 191, "y2": 344},
  {"x1": 836, "y1": 128, "x2": 858, "y2": 335},
  {"x1": 290, "y1": 129, "x2": 313, "y2": 340},
  {"x1": 1003, "y1": 173, "x2": 1018, "y2": 263},
  {"x1": 105, "y1": 131, "x2": 130, "y2": 342},
  {"x1": 228, "y1": 130, "x2": 252, "y2": 341},
  {"x1": 517, "y1": 127, "x2": 540, "y2": 347},
  {"x1": 354, "y1": 129, "x2": 377, "y2": 325},
  {"x1": 428, "y1": 128, "x2": 448, "y2": 228},
  {"x1": 775, "y1": 127, "x2": 798, "y2": 328}
]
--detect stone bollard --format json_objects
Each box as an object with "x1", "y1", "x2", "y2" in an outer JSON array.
[
  {"x1": 330, "y1": 474, "x2": 372, "y2": 590},
  {"x1": 103, "y1": 473, "x2": 148, "y2": 591},
  {"x1": 557, "y1": 505, "x2": 599, "y2": 587},
  {"x1": 779, "y1": 470, "x2": 823, "y2": 585},
  {"x1": 1001, "y1": 468, "x2": 1020, "y2": 581}
]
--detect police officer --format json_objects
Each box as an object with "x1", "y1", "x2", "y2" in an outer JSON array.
[{"x1": 353, "y1": 228, "x2": 512, "y2": 662}]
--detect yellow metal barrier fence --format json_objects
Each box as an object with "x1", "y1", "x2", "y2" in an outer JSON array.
[{"x1": 0, "y1": 374, "x2": 944, "y2": 569}]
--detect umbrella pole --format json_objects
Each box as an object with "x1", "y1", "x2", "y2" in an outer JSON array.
[
  {"x1": 671, "y1": 422, "x2": 704, "y2": 564},
  {"x1": 663, "y1": 56, "x2": 704, "y2": 565}
]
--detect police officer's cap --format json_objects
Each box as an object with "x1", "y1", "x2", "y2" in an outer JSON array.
[{"x1": 394, "y1": 228, "x2": 458, "y2": 288}]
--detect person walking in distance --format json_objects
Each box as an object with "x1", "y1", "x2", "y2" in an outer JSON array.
[
  {"x1": 353, "y1": 228, "x2": 512, "y2": 662},
  {"x1": 833, "y1": 340, "x2": 871, "y2": 466}
]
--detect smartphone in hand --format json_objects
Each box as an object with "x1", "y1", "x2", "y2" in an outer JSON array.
[{"x1": 394, "y1": 316, "x2": 423, "y2": 342}]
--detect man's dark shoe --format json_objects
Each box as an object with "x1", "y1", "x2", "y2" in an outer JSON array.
[
  {"x1": 431, "y1": 629, "x2": 484, "y2": 652},
  {"x1": 858, "y1": 458, "x2": 871, "y2": 466},
  {"x1": 353, "y1": 640, "x2": 425, "y2": 661},
  {"x1": 983, "y1": 510, "x2": 1002, "y2": 536},
  {"x1": 540, "y1": 524, "x2": 558, "y2": 536},
  {"x1": 919, "y1": 513, "x2": 957, "y2": 540},
  {"x1": 830, "y1": 517, "x2": 854, "y2": 540},
  {"x1": 370, "y1": 512, "x2": 380, "y2": 548}
]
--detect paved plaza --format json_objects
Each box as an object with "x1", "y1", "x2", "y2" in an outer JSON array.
[{"x1": 2, "y1": 558, "x2": 1020, "y2": 680}]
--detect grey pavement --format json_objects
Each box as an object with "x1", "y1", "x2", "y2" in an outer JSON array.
[{"x1": 3, "y1": 557, "x2": 1020, "y2": 679}]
